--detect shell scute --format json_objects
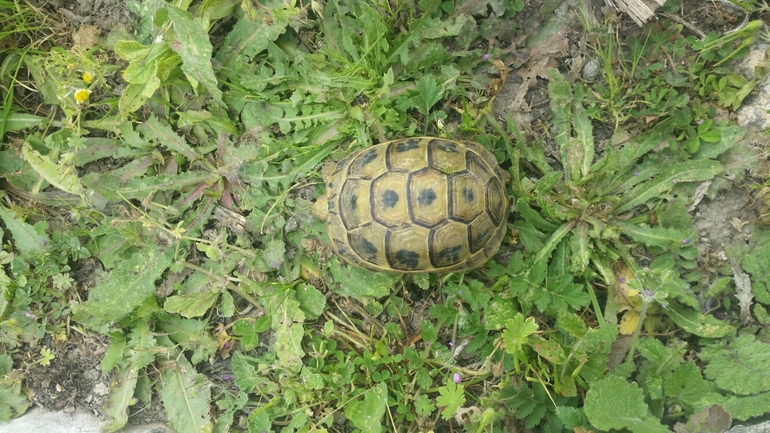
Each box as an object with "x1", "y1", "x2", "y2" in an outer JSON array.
[{"x1": 318, "y1": 137, "x2": 510, "y2": 273}]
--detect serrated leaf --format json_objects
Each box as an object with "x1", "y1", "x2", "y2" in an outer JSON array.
[
  {"x1": 345, "y1": 383, "x2": 388, "y2": 433},
  {"x1": 262, "y1": 232, "x2": 286, "y2": 270},
  {"x1": 329, "y1": 258, "x2": 399, "y2": 302},
  {"x1": 502, "y1": 313, "x2": 539, "y2": 354},
  {"x1": 0, "y1": 204, "x2": 48, "y2": 257},
  {"x1": 517, "y1": 200, "x2": 560, "y2": 232},
  {"x1": 712, "y1": 391, "x2": 770, "y2": 421},
  {"x1": 0, "y1": 385, "x2": 29, "y2": 421},
  {"x1": 556, "y1": 311, "x2": 587, "y2": 338},
  {"x1": 294, "y1": 284, "x2": 326, "y2": 320},
  {"x1": 531, "y1": 337, "x2": 566, "y2": 364},
  {"x1": 163, "y1": 271, "x2": 220, "y2": 318},
  {"x1": 102, "y1": 365, "x2": 139, "y2": 432},
  {"x1": 595, "y1": 120, "x2": 675, "y2": 181},
  {"x1": 119, "y1": 78, "x2": 161, "y2": 114},
  {"x1": 514, "y1": 220, "x2": 545, "y2": 252},
  {"x1": 666, "y1": 303, "x2": 734, "y2": 338},
  {"x1": 100, "y1": 338, "x2": 125, "y2": 373},
  {"x1": 572, "y1": 106, "x2": 594, "y2": 180},
  {"x1": 701, "y1": 334, "x2": 770, "y2": 395},
  {"x1": 22, "y1": 141, "x2": 84, "y2": 198},
  {"x1": 436, "y1": 382, "x2": 466, "y2": 421},
  {"x1": 664, "y1": 362, "x2": 708, "y2": 408},
  {"x1": 127, "y1": 321, "x2": 159, "y2": 369},
  {"x1": 411, "y1": 75, "x2": 444, "y2": 116},
  {"x1": 274, "y1": 323, "x2": 305, "y2": 373},
  {"x1": 636, "y1": 337, "x2": 668, "y2": 364},
  {"x1": 231, "y1": 352, "x2": 279, "y2": 395},
  {"x1": 569, "y1": 224, "x2": 590, "y2": 272},
  {"x1": 140, "y1": 116, "x2": 204, "y2": 162},
  {"x1": 86, "y1": 171, "x2": 217, "y2": 201},
  {"x1": 742, "y1": 229, "x2": 770, "y2": 304},
  {"x1": 166, "y1": 6, "x2": 223, "y2": 106},
  {"x1": 2, "y1": 113, "x2": 44, "y2": 132},
  {"x1": 535, "y1": 274, "x2": 589, "y2": 315},
  {"x1": 84, "y1": 245, "x2": 174, "y2": 322},
  {"x1": 160, "y1": 355, "x2": 212, "y2": 433},
  {"x1": 616, "y1": 159, "x2": 722, "y2": 213},
  {"x1": 164, "y1": 291, "x2": 219, "y2": 318},
  {"x1": 584, "y1": 375, "x2": 669, "y2": 433},
  {"x1": 615, "y1": 221, "x2": 692, "y2": 249},
  {"x1": 216, "y1": 6, "x2": 292, "y2": 69},
  {"x1": 157, "y1": 316, "x2": 218, "y2": 365}
]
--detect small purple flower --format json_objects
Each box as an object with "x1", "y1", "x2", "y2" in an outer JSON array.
[
  {"x1": 696, "y1": 119, "x2": 704, "y2": 125},
  {"x1": 619, "y1": 277, "x2": 626, "y2": 283},
  {"x1": 24, "y1": 311, "x2": 37, "y2": 319},
  {"x1": 682, "y1": 238, "x2": 691, "y2": 244},
  {"x1": 644, "y1": 290, "x2": 653, "y2": 296},
  {"x1": 453, "y1": 373, "x2": 461, "y2": 384},
  {"x1": 482, "y1": 54, "x2": 490, "y2": 61},
  {"x1": 633, "y1": 171, "x2": 639, "y2": 176},
  {"x1": 222, "y1": 375, "x2": 232, "y2": 381},
  {"x1": 449, "y1": 341, "x2": 454, "y2": 347}
]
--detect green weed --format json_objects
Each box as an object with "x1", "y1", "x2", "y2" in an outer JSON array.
[{"x1": 1, "y1": 0, "x2": 769, "y2": 431}]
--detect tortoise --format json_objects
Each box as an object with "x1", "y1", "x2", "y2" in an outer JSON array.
[{"x1": 312, "y1": 137, "x2": 510, "y2": 273}]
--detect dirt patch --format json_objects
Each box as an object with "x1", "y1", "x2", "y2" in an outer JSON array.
[
  {"x1": 25, "y1": 332, "x2": 110, "y2": 414},
  {"x1": 693, "y1": 187, "x2": 756, "y2": 253},
  {"x1": 48, "y1": 0, "x2": 135, "y2": 32}
]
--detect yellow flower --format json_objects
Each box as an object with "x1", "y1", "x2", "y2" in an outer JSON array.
[
  {"x1": 74, "y1": 88, "x2": 91, "y2": 103},
  {"x1": 82, "y1": 71, "x2": 94, "y2": 84}
]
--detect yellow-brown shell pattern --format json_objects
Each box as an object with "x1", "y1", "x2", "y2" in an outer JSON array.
[{"x1": 321, "y1": 137, "x2": 509, "y2": 273}]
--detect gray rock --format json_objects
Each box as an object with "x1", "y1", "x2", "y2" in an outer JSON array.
[
  {"x1": 582, "y1": 58, "x2": 601, "y2": 82},
  {"x1": 725, "y1": 420, "x2": 770, "y2": 433},
  {"x1": 0, "y1": 407, "x2": 171, "y2": 433},
  {"x1": 736, "y1": 42, "x2": 770, "y2": 130}
]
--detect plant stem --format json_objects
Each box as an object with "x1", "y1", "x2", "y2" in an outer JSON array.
[{"x1": 622, "y1": 299, "x2": 651, "y2": 377}]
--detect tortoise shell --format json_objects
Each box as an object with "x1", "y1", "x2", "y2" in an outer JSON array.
[{"x1": 313, "y1": 137, "x2": 509, "y2": 273}]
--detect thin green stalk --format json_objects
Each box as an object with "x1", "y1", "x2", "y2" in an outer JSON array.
[{"x1": 622, "y1": 298, "x2": 651, "y2": 377}]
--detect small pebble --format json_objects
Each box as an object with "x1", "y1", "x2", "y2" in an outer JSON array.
[{"x1": 582, "y1": 59, "x2": 600, "y2": 82}]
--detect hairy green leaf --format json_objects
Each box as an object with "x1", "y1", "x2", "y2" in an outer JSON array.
[
  {"x1": 436, "y1": 382, "x2": 466, "y2": 421},
  {"x1": 502, "y1": 313, "x2": 538, "y2": 354},
  {"x1": 166, "y1": 6, "x2": 224, "y2": 106},
  {"x1": 0, "y1": 204, "x2": 48, "y2": 258},
  {"x1": 345, "y1": 383, "x2": 388, "y2": 432},
  {"x1": 329, "y1": 258, "x2": 398, "y2": 302},
  {"x1": 666, "y1": 303, "x2": 734, "y2": 338},
  {"x1": 701, "y1": 334, "x2": 770, "y2": 395},
  {"x1": 615, "y1": 221, "x2": 693, "y2": 249},
  {"x1": 157, "y1": 316, "x2": 218, "y2": 365},
  {"x1": 83, "y1": 245, "x2": 174, "y2": 322},
  {"x1": 411, "y1": 75, "x2": 443, "y2": 116},
  {"x1": 160, "y1": 355, "x2": 212, "y2": 433},
  {"x1": 616, "y1": 159, "x2": 722, "y2": 213},
  {"x1": 216, "y1": 6, "x2": 293, "y2": 69},
  {"x1": 231, "y1": 352, "x2": 279, "y2": 395},
  {"x1": 22, "y1": 142, "x2": 84, "y2": 198},
  {"x1": 584, "y1": 375, "x2": 669, "y2": 433},
  {"x1": 102, "y1": 365, "x2": 139, "y2": 432}
]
